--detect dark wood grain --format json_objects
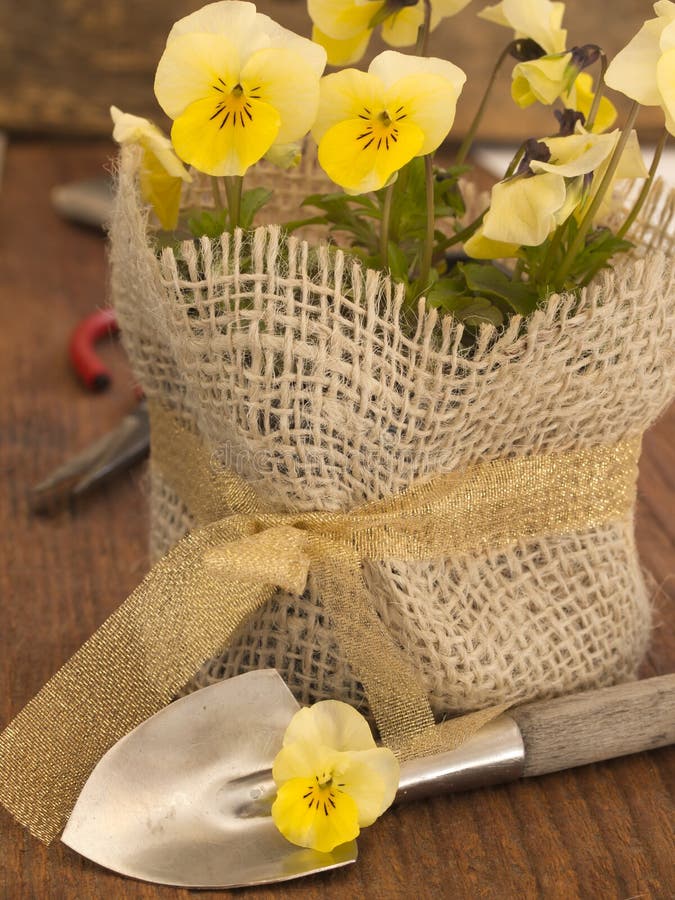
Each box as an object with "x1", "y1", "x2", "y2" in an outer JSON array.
[
  {"x1": 0, "y1": 0, "x2": 668, "y2": 140},
  {"x1": 0, "y1": 140, "x2": 673, "y2": 900}
]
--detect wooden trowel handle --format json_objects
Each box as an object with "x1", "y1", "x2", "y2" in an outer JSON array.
[{"x1": 510, "y1": 673, "x2": 675, "y2": 777}]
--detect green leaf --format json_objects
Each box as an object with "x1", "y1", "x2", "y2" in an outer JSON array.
[
  {"x1": 187, "y1": 208, "x2": 230, "y2": 240},
  {"x1": 386, "y1": 241, "x2": 410, "y2": 283},
  {"x1": 459, "y1": 263, "x2": 540, "y2": 315},
  {"x1": 239, "y1": 187, "x2": 273, "y2": 229},
  {"x1": 426, "y1": 278, "x2": 504, "y2": 326}
]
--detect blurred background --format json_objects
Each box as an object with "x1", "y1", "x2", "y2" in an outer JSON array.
[{"x1": 0, "y1": 0, "x2": 664, "y2": 142}]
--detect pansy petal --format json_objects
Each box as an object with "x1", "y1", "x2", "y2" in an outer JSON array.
[
  {"x1": 605, "y1": 17, "x2": 665, "y2": 106},
  {"x1": 273, "y1": 741, "x2": 341, "y2": 784},
  {"x1": 282, "y1": 701, "x2": 377, "y2": 753},
  {"x1": 336, "y1": 748, "x2": 400, "y2": 826},
  {"x1": 241, "y1": 47, "x2": 322, "y2": 144},
  {"x1": 167, "y1": 0, "x2": 326, "y2": 74},
  {"x1": 110, "y1": 107, "x2": 190, "y2": 180},
  {"x1": 312, "y1": 24, "x2": 372, "y2": 66},
  {"x1": 171, "y1": 94, "x2": 280, "y2": 176},
  {"x1": 657, "y1": 46, "x2": 675, "y2": 134},
  {"x1": 368, "y1": 50, "x2": 466, "y2": 92},
  {"x1": 564, "y1": 73, "x2": 617, "y2": 133},
  {"x1": 313, "y1": 69, "x2": 384, "y2": 143},
  {"x1": 478, "y1": 2, "x2": 511, "y2": 29},
  {"x1": 384, "y1": 72, "x2": 466, "y2": 154},
  {"x1": 380, "y1": 6, "x2": 426, "y2": 47},
  {"x1": 155, "y1": 32, "x2": 240, "y2": 120},
  {"x1": 464, "y1": 227, "x2": 521, "y2": 259},
  {"x1": 167, "y1": 0, "x2": 258, "y2": 42},
  {"x1": 264, "y1": 141, "x2": 302, "y2": 169},
  {"x1": 534, "y1": 131, "x2": 616, "y2": 177},
  {"x1": 272, "y1": 777, "x2": 360, "y2": 853},
  {"x1": 319, "y1": 117, "x2": 424, "y2": 193},
  {"x1": 661, "y1": 16, "x2": 675, "y2": 52},
  {"x1": 655, "y1": 0, "x2": 675, "y2": 25},
  {"x1": 139, "y1": 154, "x2": 184, "y2": 231},
  {"x1": 502, "y1": 0, "x2": 567, "y2": 54},
  {"x1": 553, "y1": 174, "x2": 584, "y2": 225},
  {"x1": 481, "y1": 0, "x2": 567, "y2": 54},
  {"x1": 482, "y1": 173, "x2": 567, "y2": 246},
  {"x1": 612, "y1": 129, "x2": 648, "y2": 180},
  {"x1": 308, "y1": 0, "x2": 379, "y2": 40},
  {"x1": 369, "y1": 52, "x2": 467, "y2": 154},
  {"x1": 511, "y1": 53, "x2": 573, "y2": 107}
]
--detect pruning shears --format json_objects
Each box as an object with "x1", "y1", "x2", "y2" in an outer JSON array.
[{"x1": 31, "y1": 310, "x2": 149, "y2": 513}]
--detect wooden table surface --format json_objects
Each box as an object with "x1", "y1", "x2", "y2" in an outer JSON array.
[{"x1": 0, "y1": 140, "x2": 673, "y2": 900}]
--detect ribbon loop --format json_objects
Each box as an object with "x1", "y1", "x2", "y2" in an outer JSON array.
[{"x1": 205, "y1": 524, "x2": 312, "y2": 597}]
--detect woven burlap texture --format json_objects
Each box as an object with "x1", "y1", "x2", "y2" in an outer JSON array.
[{"x1": 111, "y1": 146, "x2": 675, "y2": 717}]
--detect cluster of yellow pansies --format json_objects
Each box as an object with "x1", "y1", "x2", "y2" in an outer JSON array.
[
  {"x1": 110, "y1": 0, "x2": 665, "y2": 279},
  {"x1": 112, "y1": 0, "x2": 469, "y2": 220}
]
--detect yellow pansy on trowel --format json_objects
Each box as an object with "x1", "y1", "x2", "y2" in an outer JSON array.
[{"x1": 61, "y1": 670, "x2": 675, "y2": 889}]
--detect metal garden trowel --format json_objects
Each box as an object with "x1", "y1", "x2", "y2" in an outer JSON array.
[{"x1": 62, "y1": 670, "x2": 675, "y2": 890}]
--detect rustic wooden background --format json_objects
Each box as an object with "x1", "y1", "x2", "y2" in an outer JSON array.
[
  {"x1": 0, "y1": 0, "x2": 667, "y2": 140},
  {"x1": 0, "y1": 138, "x2": 673, "y2": 899}
]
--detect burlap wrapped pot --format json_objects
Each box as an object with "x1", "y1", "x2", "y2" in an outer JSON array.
[{"x1": 111, "y1": 145, "x2": 675, "y2": 720}]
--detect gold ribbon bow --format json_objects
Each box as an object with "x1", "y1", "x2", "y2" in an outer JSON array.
[{"x1": 0, "y1": 402, "x2": 641, "y2": 844}]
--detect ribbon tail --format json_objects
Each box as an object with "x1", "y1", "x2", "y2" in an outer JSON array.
[
  {"x1": 0, "y1": 519, "x2": 274, "y2": 844},
  {"x1": 308, "y1": 537, "x2": 437, "y2": 757}
]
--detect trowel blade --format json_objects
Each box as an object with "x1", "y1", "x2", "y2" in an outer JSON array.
[{"x1": 62, "y1": 669, "x2": 357, "y2": 888}]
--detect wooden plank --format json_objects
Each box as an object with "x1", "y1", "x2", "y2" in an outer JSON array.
[
  {"x1": 0, "y1": 139, "x2": 673, "y2": 899},
  {"x1": 0, "y1": 0, "x2": 668, "y2": 139}
]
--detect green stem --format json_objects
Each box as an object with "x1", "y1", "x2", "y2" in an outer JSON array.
[
  {"x1": 419, "y1": 154, "x2": 435, "y2": 289},
  {"x1": 536, "y1": 217, "x2": 570, "y2": 288},
  {"x1": 431, "y1": 212, "x2": 486, "y2": 262},
  {"x1": 211, "y1": 177, "x2": 225, "y2": 213},
  {"x1": 225, "y1": 176, "x2": 243, "y2": 230},
  {"x1": 617, "y1": 128, "x2": 668, "y2": 240},
  {"x1": 553, "y1": 100, "x2": 640, "y2": 287},
  {"x1": 415, "y1": 0, "x2": 433, "y2": 55},
  {"x1": 585, "y1": 51, "x2": 608, "y2": 132},
  {"x1": 380, "y1": 182, "x2": 395, "y2": 269},
  {"x1": 504, "y1": 141, "x2": 527, "y2": 179},
  {"x1": 455, "y1": 42, "x2": 514, "y2": 166}
]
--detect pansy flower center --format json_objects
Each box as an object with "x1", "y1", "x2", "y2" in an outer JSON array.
[
  {"x1": 300, "y1": 768, "x2": 346, "y2": 817},
  {"x1": 209, "y1": 78, "x2": 262, "y2": 129},
  {"x1": 356, "y1": 105, "x2": 407, "y2": 151}
]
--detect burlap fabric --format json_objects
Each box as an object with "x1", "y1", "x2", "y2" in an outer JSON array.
[{"x1": 111, "y1": 146, "x2": 675, "y2": 718}]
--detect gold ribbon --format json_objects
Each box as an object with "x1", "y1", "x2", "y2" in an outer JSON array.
[{"x1": 0, "y1": 403, "x2": 641, "y2": 844}]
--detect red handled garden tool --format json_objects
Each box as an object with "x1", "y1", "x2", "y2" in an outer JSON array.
[
  {"x1": 31, "y1": 309, "x2": 149, "y2": 512},
  {"x1": 61, "y1": 669, "x2": 675, "y2": 890}
]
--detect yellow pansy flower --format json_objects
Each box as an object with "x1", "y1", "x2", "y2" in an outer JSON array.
[
  {"x1": 309, "y1": 0, "x2": 473, "y2": 66},
  {"x1": 154, "y1": 1, "x2": 326, "y2": 177},
  {"x1": 532, "y1": 129, "x2": 619, "y2": 178},
  {"x1": 605, "y1": 0, "x2": 675, "y2": 135},
  {"x1": 110, "y1": 106, "x2": 191, "y2": 230},
  {"x1": 479, "y1": 0, "x2": 567, "y2": 55},
  {"x1": 271, "y1": 700, "x2": 399, "y2": 853},
  {"x1": 562, "y1": 72, "x2": 618, "y2": 134},
  {"x1": 474, "y1": 127, "x2": 647, "y2": 251},
  {"x1": 480, "y1": 172, "x2": 568, "y2": 247},
  {"x1": 313, "y1": 50, "x2": 466, "y2": 194},
  {"x1": 511, "y1": 52, "x2": 573, "y2": 107}
]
